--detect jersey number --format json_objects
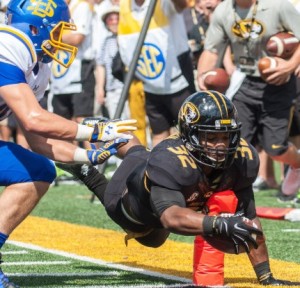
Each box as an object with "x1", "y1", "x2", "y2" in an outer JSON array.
[{"x1": 168, "y1": 145, "x2": 197, "y2": 169}]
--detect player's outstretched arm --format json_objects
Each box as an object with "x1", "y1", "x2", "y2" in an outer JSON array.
[
  {"x1": 0, "y1": 83, "x2": 136, "y2": 143},
  {"x1": 159, "y1": 203, "x2": 261, "y2": 254},
  {"x1": 24, "y1": 126, "x2": 127, "y2": 165}
]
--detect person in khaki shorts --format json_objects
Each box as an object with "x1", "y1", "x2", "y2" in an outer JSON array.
[{"x1": 198, "y1": 0, "x2": 300, "y2": 212}]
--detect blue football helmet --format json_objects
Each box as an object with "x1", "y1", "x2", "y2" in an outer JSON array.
[{"x1": 6, "y1": 0, "x2": 78, "y2": 67}]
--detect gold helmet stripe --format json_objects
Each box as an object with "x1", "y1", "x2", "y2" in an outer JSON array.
[
  {"x1": 216, "y1": 90, "x2": 229, "y2": 117},
  {"x1": 205, "y1": 90, "x2": 228, "y2": 118}
]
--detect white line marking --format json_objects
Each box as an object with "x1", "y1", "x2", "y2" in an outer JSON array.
[
  {"x1": 2, "y1": 261, "x2": 71, "y2": 266},
  {"x1": 7, "y1": 240, "x2": 190, "y2": 283},
  {"x1": 282, "y1": 229, "x2": 300, "y2": 232},
  {"x1": 0, "y1": 250, "x2": 28, "y2": 255},
  {"x1": 7, "y1": 272, "x2": 119, "y2": 277}
]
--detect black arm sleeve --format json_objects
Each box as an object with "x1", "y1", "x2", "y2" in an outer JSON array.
[
  {"x1": 150, "y1": 185, "x2": 186, "y2": 217},
  {"x1": 235, "y1": 185, "x2": 257, "y2": 220}
]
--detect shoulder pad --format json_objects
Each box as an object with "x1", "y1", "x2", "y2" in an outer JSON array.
[
  {"x1": 234, "y1": 138, "x2": 259, "y2": 180},
  {"x1": 146, "y1": 137, "x2": 199, "y2": 190}
]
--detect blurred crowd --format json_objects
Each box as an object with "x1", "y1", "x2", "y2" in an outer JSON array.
[{"x1": 0, "y1": 0, "x2": 300, "y2": 198}]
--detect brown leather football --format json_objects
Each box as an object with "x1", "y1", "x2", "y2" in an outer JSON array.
[
  {"x1": 258, "y1": 57, "x2": 277, "y2": 81},
  {"x1": 202, "y1": 68, "x2": 230, "y2": 93},
  {"x1": 266, "y1": 32, "x2": 299, "y2": 59}
]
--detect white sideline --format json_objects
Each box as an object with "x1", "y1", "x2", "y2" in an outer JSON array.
[
  {"x1": 3, "y1": 261, "x2": 71, "y2": 266},
  {"x1": 1, "y1": 250, "x2": 28, "y2": 255},
  {"x1": 7, "y1": 272, "x2": 120, "y2": 277},
  {"x1": 7, "y1": 240, "x2": 191, "y2": 283}
]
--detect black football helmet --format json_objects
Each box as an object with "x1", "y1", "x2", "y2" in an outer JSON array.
[{"x1": 178, "y1": 91, "x2": 241, "y2": 169}]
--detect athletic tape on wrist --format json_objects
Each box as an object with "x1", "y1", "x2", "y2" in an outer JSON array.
[
  {"x1": 75, "y1": 124, "x2": 94, "y2": 141},
  {"x1": 73, "y1": 147, "x2": 90, "y2": 163}
]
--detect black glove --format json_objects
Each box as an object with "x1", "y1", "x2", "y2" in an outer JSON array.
[
  {"x1": 260, "y1": 274, "x2": 300, "y2": 286},
  {"x1": 203, "y1": 215, "x2": 263, "y2": 254}
]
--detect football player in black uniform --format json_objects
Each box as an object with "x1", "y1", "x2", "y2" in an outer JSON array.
[{"x1": 57, "y1": 91, "x2": 299, "y2": 286}]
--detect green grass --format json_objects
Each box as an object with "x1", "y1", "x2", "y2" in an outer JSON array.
[{"x1": 2, "y1": 243, "x2": 186, "y2": 287}]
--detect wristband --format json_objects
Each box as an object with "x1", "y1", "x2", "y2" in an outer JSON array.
[
  {"x1": 75, "y1": 124, "x2": 94, "y2": 141},
  {"x1": 73, "y1": 147, "x2": 89, "y2": 163},
  {"x1": 203, "y1": 215, "x2": 216, "y2": 235}
]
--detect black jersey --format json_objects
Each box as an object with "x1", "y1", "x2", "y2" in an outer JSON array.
[
  {"x1": 105, "y1": 134, "x2": 259, "y2": 232},
  {"x1": 146, "y1": 133, "x2": 259, "y2": 217}
]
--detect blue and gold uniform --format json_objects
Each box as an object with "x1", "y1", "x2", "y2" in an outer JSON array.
[{"x1": 0, "y1": 0, "x2": 77, "y2": 185}]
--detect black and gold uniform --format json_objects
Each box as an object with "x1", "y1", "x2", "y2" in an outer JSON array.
[
  {"x1": 104, "y1": 133, "x2": 259, "y2": 247},
  {"x1": 56, "y1": 91, "x2": 300, "y2": 286}
]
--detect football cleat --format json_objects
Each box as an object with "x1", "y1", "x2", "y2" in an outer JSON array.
[
  {"x1": 253, "y1": 176, "x2": 269, "y2": 192},
  {"x1": 277, "y1": 189, "x2": 298, "y2": 203},
  {"x1": 281, "y1": 166, "x2": 300, "y2": 197},
  {"x1": 55, "y1": 163, "x2": 94, "y2": 182}
]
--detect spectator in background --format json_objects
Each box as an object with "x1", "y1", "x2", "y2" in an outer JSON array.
[
  {"x1": 50, "y1": 0, "x2": 97, "y2": 149},
  {"x1": 94, "y1": 0, "x2": 149, "y2": 148},
  {"x1": 95, "y1": 6, "x2": 130, "y2": 120},
  {"x1": 0, "y1": 0, "x2": 8, "y2": 23},
  {"x1": 182, "y1": 0, "x2": 224, "y2": 92},
  {"x1": 183, "y1": 0, "x2": 222, "y2": 67},
  {"x1": 93, "y1": 0, "x2": 120, "y2": 70},
  {"x1": 198, "y1": 0, "x2": 300, "y2": 205},
  {"x1": 118, "y1": 0, "x2": 196, "y2": 147},
  {"x1": 182, "y1": 0, "x2": 206, "y2": 68},
  {"x1": 277, "y1": 0, "x2": 300, "y2": 203}
]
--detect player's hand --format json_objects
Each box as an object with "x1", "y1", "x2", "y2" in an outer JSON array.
[
  {"x1": 87, "y1": 138, "x2": 128, "y2": 165},
  {"x1": 203, "y1": 215, "x2": 263, "y2": 254},
  {"x1": 260, "y1": 274, "x2": 300, "y2": 286},
  {"x1": 88, "y1": 119, "x2": 137, "y2": 142}
]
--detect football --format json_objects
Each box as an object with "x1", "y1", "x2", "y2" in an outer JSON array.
[
  {"x1": 202, "y1": 68, "x2": 230, "y2": 93},
  {"x1": 202, "y1": 217, "x2": 262, "y2": 254},
  {"x1": 258, "y1": 57, "x2": 277, "y2": 81},
  {"x1": 266, "y1": 32, "x2": 299, "y2": 59}
]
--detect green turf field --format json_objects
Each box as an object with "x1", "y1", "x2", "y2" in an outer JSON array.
[
  {"x1": 31, "y1": 181, "x2": 300, "y2": 263},
  {"x1": 1, "y1": 163, "x2": 300, "y2": 287}
]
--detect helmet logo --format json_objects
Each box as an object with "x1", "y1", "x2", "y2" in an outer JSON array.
[
  {"x1": 27, "y1": 0, "x2": 57, "y2": 18},
  {"x1": 180, "y1": 102, "x2": 200, "y2": 124}
]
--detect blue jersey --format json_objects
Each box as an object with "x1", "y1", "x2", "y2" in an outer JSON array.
[
  {"x1": 0, "y1": 24, "x2": 55, "y2": 185},
  {"x1": 0, "y1": 24, "x2": 50, "y2": 120}
]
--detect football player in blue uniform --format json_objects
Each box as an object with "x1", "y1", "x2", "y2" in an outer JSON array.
[
  {"x1": 0, "y1": 0, "x2": 136, "y2": 287},
  {"x1": 59, "y1": 91, "x2": 299, "y2": 286}
]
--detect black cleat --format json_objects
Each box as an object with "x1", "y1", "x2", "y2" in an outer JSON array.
[{"x1": 55, "y1": 162, "x2": 95, "y2": 182}]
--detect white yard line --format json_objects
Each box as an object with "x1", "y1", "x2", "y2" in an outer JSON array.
[
  {"x1": 0, "y1": 250, "x2": 28, "y2": 255},
  {"x1": 7, "y1": 240, "x2": 191, "y2": 283},
  {"x1": 7, "y1": 272, "x2": 120, "y2": 277},
  {"x1": 2, "y1": 261, "x2": 71, "y2": 266}
]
